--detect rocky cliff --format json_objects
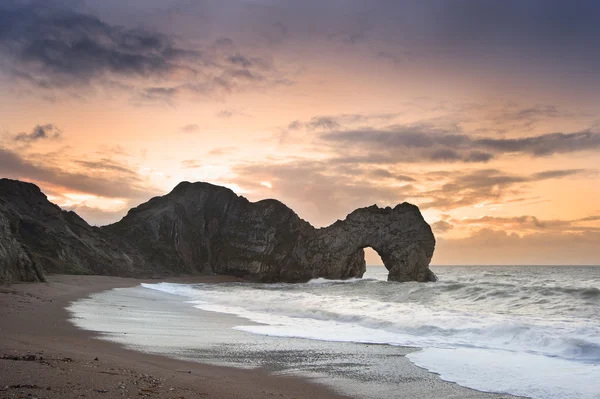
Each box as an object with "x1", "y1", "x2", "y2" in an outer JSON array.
[{"x1": 0, "y1": 179, "x2": 436, "y2": 284}]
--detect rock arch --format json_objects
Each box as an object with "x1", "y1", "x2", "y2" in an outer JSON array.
[
  {"x1": 302, "y1": 204, "x2": 437, "y2": 282},
  {"x1": 0, "y1": 179, "x2": 436, "y2": 283}
]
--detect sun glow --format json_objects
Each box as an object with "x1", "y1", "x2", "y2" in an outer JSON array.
[{"x1": 57, "y1": 193, "x2": 127, "y2": 211}]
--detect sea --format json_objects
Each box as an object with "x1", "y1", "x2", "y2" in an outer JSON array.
[{"x1": 69, "y1": 266, "x2": 600, "y2": 399}]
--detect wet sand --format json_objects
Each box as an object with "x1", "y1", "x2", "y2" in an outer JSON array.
[
  {"x1": 0, "y1": 274, "x2": 349, "y2": 399},
  {"x1": 0, "y1": 275, "x2": 519, "y2": 399}
]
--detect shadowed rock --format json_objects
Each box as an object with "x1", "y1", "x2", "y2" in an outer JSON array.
[
  {"x1": 0, "y1": 179, "x2": 436, "y2": 283},
  {"x1": 309, "y1": 204, "x2": 437, "y2": 282}
]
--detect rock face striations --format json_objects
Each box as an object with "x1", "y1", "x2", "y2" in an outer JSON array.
[
  {"x1": 0, "y1": 179, "x2": 436, "y2": 284},
  {"x1": 0, "y1": 179, "x2": 140, "y2": 283}
]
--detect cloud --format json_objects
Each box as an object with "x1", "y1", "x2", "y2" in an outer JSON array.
[
  {"x1": 0, "y1": 147, "x2": 159, "y2": 201},
  {"x1": 440, "y1": 213, "x2": 600, "y2": 233},
  {"x1": 288, "y1": 113, "x2": 399, "y2": 132},
  {"x1": 368, "y1": 169, "x2": 415, "y2": 182},
  {"x1": 377, "y1": 51, "x2": 421, "y2": 66},
  {"x1": 216, "y1": 109, "x2": 243, "y2": 119},
  {"x1": 74, "y1": 159, "x2": 139, "y2": 176},
  {"x1": 222, "y1": 148, "x2": 592, "y2": 225},
  {"x1": 217, "y1": 110, "x2": 234, "y2": 118},
  {"x1": 434, "y1": 228, "x2": 600, "y2": 265},
  {"x1": 208, "y1": 147, "x2": 237, "y2": 156},
  {"x1": 475, "y1": 131, "x2": 600, "y2": 156},
  {"x1": 179, "y1": 124, "x2": 200, "y2": 133},
  {"x1": 303, "y1": 117, "x2": 341, "y2": 131},
  {"x1": 464, "y1": 151, "x2": 494, "y2": 163},
  {"x1": 227, "y1": 160, "x2": 414, "y2": 225},
  {"x1": 321, "y1": 124, "x2": 600, "y2": 163},
  {"x1": 431, "y1": 220, "x2": 453, "y2": 233},
  {"x1": 14, "y1": 124, "x2": 61, "y2": 142},
  {"x1": 531, "y1": 169, "x2": 587, "y2": 180},
  {"x1": 0, "y1": 2, "x2": 288, "y2": 101},
  {"x1": 430, "y1": 1, "x2": 600, "y2": 63},
  {"x1": 418, "y1": 168, "x2": 588, "y2": 210},
  {"x1": 0, "y1": 2, "x2": 197, "y2": 83},
  {"x1": 580, "y1": 215, "x2": 600, "y2": 222},
  {"x1": 181, "y1": 160, "x2": 201, "y2": 169},
  {"x1": 228, "y1": 54, "x2": 252, "y2": 68}
]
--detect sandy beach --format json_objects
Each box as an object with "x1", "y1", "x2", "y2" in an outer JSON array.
[
  {"x1": 0, "y1": 274, "x2": 524, "y2": 399},
  {"x1": 0, "y1": 275, "x2": 350, "y2": 399}
]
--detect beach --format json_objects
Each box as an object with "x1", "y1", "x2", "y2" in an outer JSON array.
[
  {"x1": 0, "y1": 274, "x2": 526, "y2": 399},
  {"x1": 0, "y1": 275, "x2": 350, "y2": 399}
]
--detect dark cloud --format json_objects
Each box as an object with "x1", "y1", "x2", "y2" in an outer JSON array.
[
  {"x1": 580, "y1": 215, "x2": 600, "y2": 222},
  {"x1": 429, "y1": 149, "x2": 462, "y2": 162},
  {"x1": 418, "y1": 168, "x2": 588, "y2": 210},
  {"x1": 305, "y1": 117, "x2": 341, "y2": 131},
  {"x1": 228, "y1": 54, "x2": 252, "y2": 68},
  {"x1": 500, "y1": 105, "x2": 561, "y2": 123},
  {"x1": 0, "y1": 147, "x2": 158, "y2": 200},
  {"x1": 431, "y1": 220, "x2": 453, "y2": 233},
  {"x1": 288, "y1": 113, "x2": 399, "y2": 132},
  {"x1": 216, "y1": 109, "x2": 236, "y2": 118},
  {"x1": 0, "y1": 2, "x2": 288, "y2": 100},
  {"x1": 55, "y1": 0, "x2": 600, "y2": 95},
  {"x1": 0, "y1": 2, "x2": 197, "y2": 83},
  {"x1": 214, "y1": 37, "x2": 234, "y2": 48},
  {"x1": 532, "y1": 169, "x2": 587, "y2": 180},
  {"x1": 369, "y1": 169, "x2": 415, "y2": 182},
  {"x1": 321, "y1": 124, "x2": 600, "y2": 163},
  {"x1": 431, "y1": 1, "x2": 600, "y2": 64},
  {"x1": 475, "y1": 131, "x2": 600, "y2": 156},
  {"x1": 464, "y1": 151, "x2": 494, "y2": 163},
  {"x1": 74, "y1": 159, "x2": 138, "y2": 176},
  {"x1": 14, "y1": 124, "x2": 61, "y2": 142}
]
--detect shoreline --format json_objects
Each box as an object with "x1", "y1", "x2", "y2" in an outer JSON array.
[
  {"x1": 0, "y1": 274, "x2": 522, "y2": 399},
  {"x1": 0, "y1": 274, "x2": 350, "y2": 399}
]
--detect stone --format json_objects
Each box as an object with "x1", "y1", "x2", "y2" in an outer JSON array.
[{"x1": 0, "y1": 179, "x2": 436, "y2": 283}]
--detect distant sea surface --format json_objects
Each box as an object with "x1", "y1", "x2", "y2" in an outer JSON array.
[{"x1": 71, "y1": 266, "x2": 600, "y2": 399}]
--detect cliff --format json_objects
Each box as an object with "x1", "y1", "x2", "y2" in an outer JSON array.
[{"x1": 0, "y1": 179, "x2": 436, "y2": 284}]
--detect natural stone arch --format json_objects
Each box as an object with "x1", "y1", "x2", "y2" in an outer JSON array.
[
  {"x1": 0, "y1": 180, "x2": 436, "y2": 283},
  {"x1": 108, "y1": 182, "x2": 437, "y2": 283},
  {"x1": 302, "y1": 204, "x2": 437, "y2": 282}
]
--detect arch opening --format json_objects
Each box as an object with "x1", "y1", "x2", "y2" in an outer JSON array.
[{"x1": 361, "y1": 247, "x2": 388, "y2": 280}]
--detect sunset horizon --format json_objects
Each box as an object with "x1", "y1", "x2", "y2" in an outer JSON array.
[
  {"x1": 2, "y1": 2, "x2": 600, "y2": 398},
  {"x1": 1, "y1": 0, "x2": 599, "y2": 266}
]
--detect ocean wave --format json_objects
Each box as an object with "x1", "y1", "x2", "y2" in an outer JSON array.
[
  {"x1": 305, "y1": 277, "x2": 369, "y2": 285},
  {"x1": 142, "y1": 280, "x2": 600, "y2": 363},
  {"x1": 140, "y1": 266, "x2": 600, "y2": 399}
]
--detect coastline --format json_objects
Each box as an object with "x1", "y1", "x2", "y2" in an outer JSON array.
[
  {"x1": 0, "y1": 274, "x2": 349, "y2": 399},
  {"x1": 0, "y1": 274, "x2": 522, "y2": 399}
]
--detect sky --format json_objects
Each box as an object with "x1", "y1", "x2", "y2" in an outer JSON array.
[{"x1": 1, "y1": 0, "x2": 599, "y2": 265}]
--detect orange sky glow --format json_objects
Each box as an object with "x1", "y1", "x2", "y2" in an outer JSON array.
[{"x1": 1, "y1": 1, "x2": 599, "y2": 265}]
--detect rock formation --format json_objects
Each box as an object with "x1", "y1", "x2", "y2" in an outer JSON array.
[
  {"x1": 0, "y1": 179, "x2": 436, "y2": 284},
  {"x1": 0, "y1": 179, "x2": 139, "y2": 283}
]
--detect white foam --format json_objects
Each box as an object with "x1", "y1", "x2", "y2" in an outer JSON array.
[
  {"x1": 408, "y1": 348, "x2": 600, "y2": 399},
  {"x1": 141, "y1": 282, "x2": 600, "y2": 362},
  {"x1": 141, "y1": 277, "x2": 600, "y2": 399},
  {"x1": 305, "y1": 277, "x2": 367, "y2": 284}
]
